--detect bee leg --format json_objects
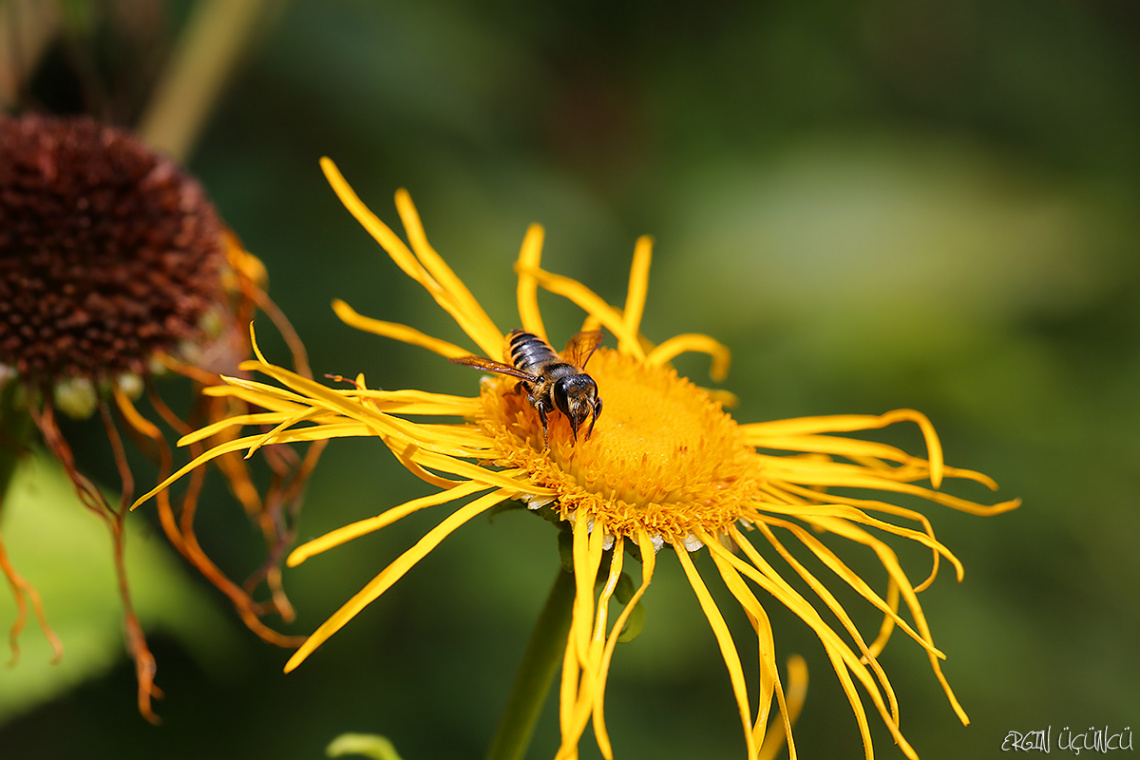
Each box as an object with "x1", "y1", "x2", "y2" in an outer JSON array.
[
  {"x1": 585, "y1": 397, "x2": 601, "y2": 440},
  {"x1": 535, "y1": 403, "x2": 550, "y2": 448}
]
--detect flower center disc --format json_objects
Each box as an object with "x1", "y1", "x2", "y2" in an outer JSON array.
[{"x1": 482, "y1": 348, "x2": 758, "y2": 542}]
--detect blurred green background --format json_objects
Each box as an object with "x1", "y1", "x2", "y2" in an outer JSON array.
[{"x1": 2, "y1": 1, "x2": 1138, "y2": 758}]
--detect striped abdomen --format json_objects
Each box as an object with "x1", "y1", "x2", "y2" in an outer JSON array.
[{"x1": 508, "y1": 329, "x2": 568, "y2": 377}]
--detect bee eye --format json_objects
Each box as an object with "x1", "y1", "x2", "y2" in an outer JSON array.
[{"x1": 552, "y1": 378, "x2": 574, "y2": 416}]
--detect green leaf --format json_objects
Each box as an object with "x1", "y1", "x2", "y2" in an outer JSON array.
[{"x1": 0, "y1": 451, "x2": 236, "y2": 722}]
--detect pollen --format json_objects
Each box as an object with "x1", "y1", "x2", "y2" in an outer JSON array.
[{"x1": 482, "y1": 346, "x2": 757, "y2": 545}]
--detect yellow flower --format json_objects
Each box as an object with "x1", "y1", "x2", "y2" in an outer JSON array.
[{"x1": 136, "y1": 158, "x2": 1018, "y2": 758}]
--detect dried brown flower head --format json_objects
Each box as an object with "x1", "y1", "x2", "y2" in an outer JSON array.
[
  {"x1": 0, "y1": 114, "x2": 321, "y2": 722},
  {"x1": 0, "y1": 114, "x2": 222, "y2": 385}
]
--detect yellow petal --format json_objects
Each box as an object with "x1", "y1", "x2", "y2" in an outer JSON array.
[
  {"x1": 675, "y1": 542, "x2": 759, "y2": 759},
  {"x1": 621, "y1": 236, "x2": 653, "y2": 338},
  {"x1": 515, "y1": 224, "x2": 548, "y2": 341},
  {"x1": 287, "y1": 480, "x2": 492, "y2": 566},
  {"x1": 284, "y1": 489, "x2": 510, "y2": 673},
  {"x1": 742, "y1": 410, "x2": 944, "y2": 488},
  {"x1": 332, "y1": 299, "x2": 471, "y2": 358},
  {"x1": 394, "y1": 188, "x2": 505, "y2": 356},
  {"x1": 590, "y1": 531, "x2": 656, "y2": 759},
  {"x1": 645, "y1": 333, "x2": 731, "y2": 382}
]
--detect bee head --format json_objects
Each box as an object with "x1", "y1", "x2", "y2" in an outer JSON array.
[{"x1": 552, "y1": 374, "x2": 602, "y2": 441}]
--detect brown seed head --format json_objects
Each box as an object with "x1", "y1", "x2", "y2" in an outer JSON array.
[{"x1": 0, "y1": 114, "x2": 224, "y2": 385}]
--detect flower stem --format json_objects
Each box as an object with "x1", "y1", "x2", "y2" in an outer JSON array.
[{"x1": 484, "y1": 567, "x2": 576, "y2": 760}]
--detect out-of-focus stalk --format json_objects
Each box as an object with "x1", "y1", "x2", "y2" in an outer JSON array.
[{"x1": 138, "y1": 0, "x2": 281, "y2": 161}]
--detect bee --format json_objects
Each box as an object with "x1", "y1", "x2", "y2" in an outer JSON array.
[{"x1": 450, "y1": 329, "x2": 604, "y2": 447}]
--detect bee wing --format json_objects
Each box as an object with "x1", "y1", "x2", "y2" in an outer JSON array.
[
  {"x1": 561, "y1": 330, "x2": 604, "y2": 369},
  {"x1": 449, "y1": 355, "x2": 540, "y2": 383}
]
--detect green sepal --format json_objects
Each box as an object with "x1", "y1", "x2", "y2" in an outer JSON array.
[
  {"x1": 613, "y1": 572, "x2": 646, "y2": 643},
  {"x1": 486, "y1": 499, "x2": 527, "y2": 522},
  {"x1": 557, "y1": 527, "x2": 575, "y2": 573}
]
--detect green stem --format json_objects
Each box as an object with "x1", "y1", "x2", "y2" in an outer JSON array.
[{"x1": 484, "y1": 567, "x2": 576, "y2": 760}]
